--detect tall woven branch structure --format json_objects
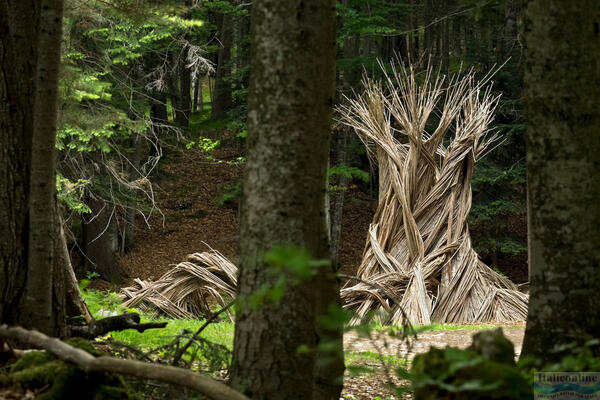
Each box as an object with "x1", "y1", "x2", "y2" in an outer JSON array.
[{"x1": 339, "y1": 63, "x2": 528, "y2": 325}]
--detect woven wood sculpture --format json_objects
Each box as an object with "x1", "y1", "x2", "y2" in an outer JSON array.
[{"x1": 338, "y1": 62, "x2": 528, "y2": 325}]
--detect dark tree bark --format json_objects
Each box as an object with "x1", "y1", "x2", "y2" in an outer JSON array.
[
  {"x1": 175, "y1": 46, "x2": 191, "y2": 127},
  {"x1": 82, "y1": 196, "x2": 124, "y2": 282},
  {"x1": 22, "y1": 0, "x2": 65, "y2": 336},
  {"x1": 424, "y1": 0, "x2": 435, "y2": 58},
  {"x1": 408, "y1": 0, "x2": 419, "y2": 62},
  {"x1": 211, "y1": 10, "x2": 233, "y2": 120},
  {"x1": 502, "y1": 0, "x2": 520, "y2": 61},
  {"x1": 151, "y1": 91, "x2": 169, "y2": 125},
  {"x1": 149, "y1": 91, "x2": 168, "y2": 157},
  {"x1": 441, "y1": 5, "x2": 450, "y2": 73},
  {"x1": 234, "y1": 0, "x2": 251, "y2": 75},
  {"x1": 520, "y1": 0, "x2": 600, "y2": 365},
  {"x1": 229, "y1": 1, "x2": 341, "y2": 399},
  {"x1": 0, "y1": 0, "x2": 39, "y2": 327},
  {"x1": 329, "y1": 132, "x2": 349, "y2": 270},
  {"x1": 123, "y1": 133, "x2": 141, "y2": 253},
  {"x1": 192, "y1": 71, "x2": 201, "y2": 112},
  {"x1": 1, "y1": 0, "x2": 79, "y2": 337}
]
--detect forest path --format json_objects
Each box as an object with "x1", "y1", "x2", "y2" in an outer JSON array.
[
  {"x1": 341, "y1": 325, "x2": 525, "y2": 400},
  {"x1": 345, "y1": 325, "x2": 525, "y2": 359}
]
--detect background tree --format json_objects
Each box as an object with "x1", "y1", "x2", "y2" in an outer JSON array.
[
  {"x1": 56, "y1": 0, "x2": 215, "y2": 280},
  {"x1": 210, "y1": 1, "x2": 234, "y2": 120},
  {"x1": 229, "y1": 1, "x2": 342, "y2": 399},
  {"x1": 520, "y1": 0, "x2": 600, "y2": 364}
]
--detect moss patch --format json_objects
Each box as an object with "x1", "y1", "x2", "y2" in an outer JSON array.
[{"x1": 5, "y1": 343, "x2": 135, "y2": 400}]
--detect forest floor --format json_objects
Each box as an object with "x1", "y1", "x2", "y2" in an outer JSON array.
[
  {"x1": 116, "y1": 128, "x2": 373, "y2": 284},
  {"x1": 106, "y1": 130, "x2": 526, "y2": 400}
]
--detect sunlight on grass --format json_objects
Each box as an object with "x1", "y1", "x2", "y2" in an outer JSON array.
[
  {"x1": 82, "y1": 288, "x2": 520, "y2": 357},
  {"x1": 82, "y1": 288, "x2": 234, "y2": 350},
  {"x1": 373, "y1": 322, "x2": 523, "y2": 333}
]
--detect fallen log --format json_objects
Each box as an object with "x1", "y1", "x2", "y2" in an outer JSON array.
[{"x1": 0, "y1": 325, "x2": 250, "y2": 400}]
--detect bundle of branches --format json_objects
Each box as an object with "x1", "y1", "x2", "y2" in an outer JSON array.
[
  {"x1": 339, "y1": 62, "x2": 528, "y2": 325},
  {"x1": 121, "y1": 249, "x2": 237, "y2": 320}
]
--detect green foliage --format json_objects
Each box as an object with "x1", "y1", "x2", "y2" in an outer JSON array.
[
  {"x1": 86, "y1": 271, "x2": 101, "y2": 280},
  {"x1": 186, "y1": 137, "x2": 220, "y2": 153},
  {"x1": 328, "y1": 163, "x2": 370, "y2": 183},
  {"x1": 216, "y1": 181, "x2": 242, "y2": 207},
  {"x1": 337, "y1": 0, "x2": 409, "y2": 39},
  {"x1": 411, "y1": 346, "x2": 531, "y2": 399},
  {"x1": 189, "y1": 116, "x2": 232, "y2": 134},
  {"x1": 6, "y1": 344, "x2": 134, "y2": 400},
  {"x1": 242, "y1": 246, "x2": 330, "y2": 310},
  {"x1": 56, "y1": 175, "x2": 91, "y2": 214},
  {"x1": 55, "y1": 0, "x2": 218, "y2": 231},
  {"x1": 264, "y1": 246, "x2": 330, "y2": 281},
  {"x1": 519, "y1": 339, "x2": 600, "y2": 374},
  {"x1": 373, "y1": 322, "x2": 517, "y2": 333},
  {"x1": 81, "y1": 289, "x2": 234, "y2": 371},
  {"x1": 204, "y1": 1, "x2": 249, "y2": 17},
  {"x1": 346, "y1": 350, "x2": 407, "y2": 376}
]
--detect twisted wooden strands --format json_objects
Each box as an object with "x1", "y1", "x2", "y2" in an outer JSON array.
[{"x1": 338, "y1": 61, "x2": 527, "y2": 325}]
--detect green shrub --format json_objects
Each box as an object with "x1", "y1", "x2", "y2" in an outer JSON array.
[
  {"x1": 410, "y1": 329, "x2": 532, "y2": 400},
  {"x1": 7, "y1": 340, "x2": 134, "y2": 400}
]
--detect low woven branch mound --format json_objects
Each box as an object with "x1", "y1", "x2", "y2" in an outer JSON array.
[
  {"x1": 121, "y1": 249, "x2": 237, "y2": 320},
  {"x1": 338, "y1": 62, "x2": 528, "y2": 325}
]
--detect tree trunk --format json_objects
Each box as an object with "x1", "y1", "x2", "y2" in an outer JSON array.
[
  {"x1": 175, "y1": 46, "x2": 191, "y2": 127},
  {"x1": 150, "y1": 91, "x2": 168, "y2": 157},
  {"x1": 441, "y1": 4, "x2": 450, "y2": 73},
  {"x1": 59, "y1": 223, "x2": 92, "y2": 323},
  {"x1": 123, "y1": 133, "x2": 141, "y2": 253},
  {"x1": 329, "y1": 129, "x2": 349, "y2": 269},
  {"x1": 82, "y1": 195, "x2": 124, "y2": 282},
  {"x1": 520, "y1": 0, "x2": 600, "y2": 365},
  {"x1": 229, "y1": 1, "x2": 340, "y2": 399},
  {"x1": 501, "y1": 0, "x2": 520, "y2": 71},
  {"x1": 234, "y1": 0, "x2": 251, "y2": 87},
  {"x1": 424, "y1": 0, "x2": 434, "y2": 59},
  {"x1": 22, "y1": 0, "x2": 65, "y2": 336},
  {"x1": 211, "y1": 10, "x2": 233, "y2": 120},
  {"x1": 192, "y1": 71, "x2": 201, "y2": 112},
  {"x1": 0, "y1": 0, "x2": 39, "y2": 326}
]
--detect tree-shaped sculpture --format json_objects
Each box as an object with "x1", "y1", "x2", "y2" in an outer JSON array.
[{"x1": 339, "y1": 63, "x2": 528, "y2": 325}]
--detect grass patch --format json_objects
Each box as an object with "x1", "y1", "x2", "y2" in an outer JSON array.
[
  {"x1": 373, "y1": 322, "x2": 523, "y2": 334},
  {"x1": 82, "y1": 289, "x2": 234, "y2": 351},
  {"x1": 188, "y1": 111, "x2": 230, "y2": 137},
  {"x1": 346, "y1": 350, "x2": 407, "y2": 376}
]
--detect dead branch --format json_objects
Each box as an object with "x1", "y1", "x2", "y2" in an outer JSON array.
[
  {"x1": 68, "y1": 313, "x2": 167, "y2": 339},
  {"x1": 0, "y1": 325, "x2": 249, "y2": 400}
]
